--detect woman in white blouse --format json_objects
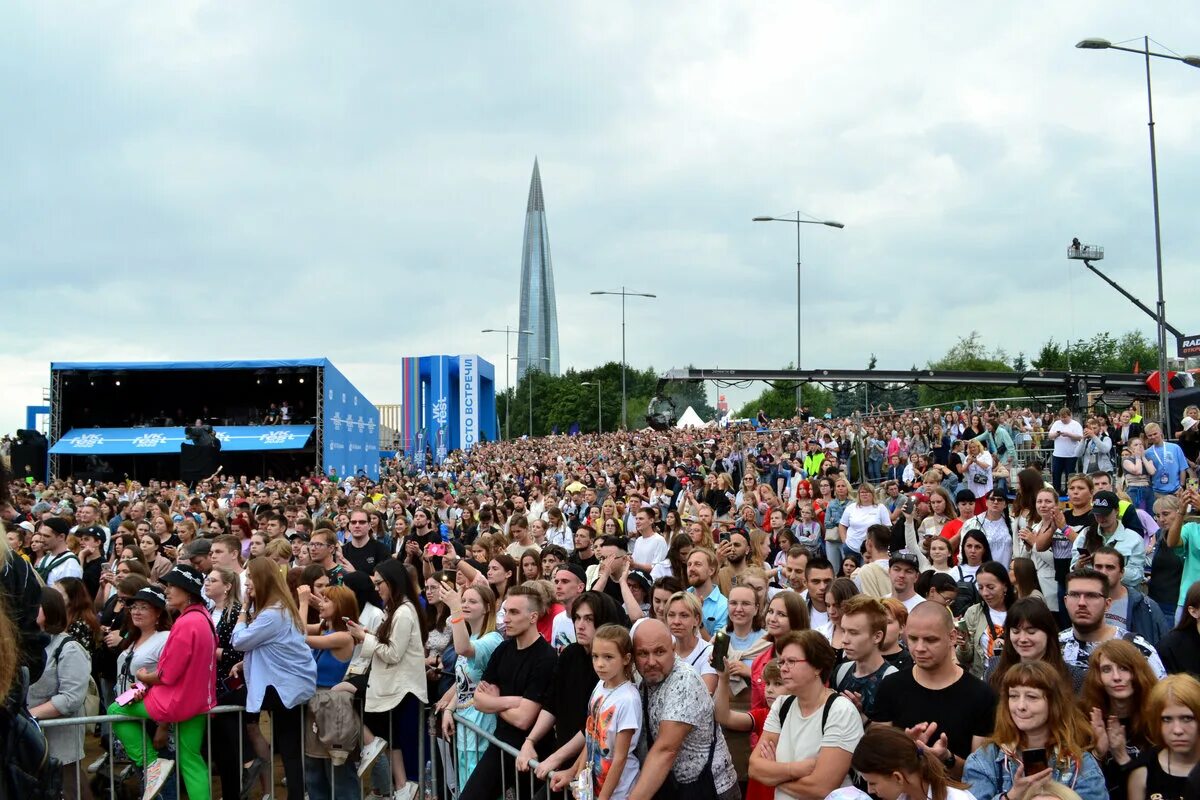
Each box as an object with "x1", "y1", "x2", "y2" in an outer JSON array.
[{"x1": 837, "y1": 484, "x2": 892, "y2": 564}]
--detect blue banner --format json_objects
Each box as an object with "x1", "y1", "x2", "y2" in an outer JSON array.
[{"x1": 50, "y1": 426, "x2": 315, "y2": 455}]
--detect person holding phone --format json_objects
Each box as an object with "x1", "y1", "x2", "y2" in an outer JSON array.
[
  {"x1": 343, "y1": 559, "x2": 428, "y2": 800},
  {"x1": 963, "y1": 662, "x2": 1106, "y2": 800},
  {"x1": 232, "y1": 557, "x2": 318, "y2": 799},
  {"x1": 110, "y1": 565, "x2": 217, "y2": 800}
]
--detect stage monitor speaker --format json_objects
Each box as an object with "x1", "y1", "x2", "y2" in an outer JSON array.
[
  {"x1": 9, "y1": 441, "x2": 48, "y2": 482},
  {"x1": 1167, "y1": 387, "x2": 1200, "y2": 428},
  {"x1": 180, "y1": 443, "x2": 220, "y2": 484}
]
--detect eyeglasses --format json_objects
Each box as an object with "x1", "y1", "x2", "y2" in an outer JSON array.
[
  {"x1": 350, "y1": 520, "x2": 368, "y2": 525},
  {"x1": 1065, "y1": 590, "x2": 1105, "y2": 602},
  {"x1": 778, "y1": 658, "x2": 808, "y2": 668}
]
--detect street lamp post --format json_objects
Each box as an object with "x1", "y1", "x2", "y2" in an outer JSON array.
[
  {"x1": 513, "y1": 356, "x2": 549, "y2": 436},
  {"x1": 1077, "y1": 36, "x2": 1200, "y2": 437},
  {"x1": 753, "y1": 213, "x2": 844, "y2": 416},
  {"x1": 482, "y1": 326, "x2": 533, "y2": 440},
  {"x1": 590, "y1": 288, "x2": 656, "y2": 430},
  {"x1": 581, "y1": 381, "x2": 603, "y2": 433}
]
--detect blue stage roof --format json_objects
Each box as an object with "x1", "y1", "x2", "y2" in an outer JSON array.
[
  {"x1": 50, "y1": 426, "x2": 315, "y2": 455},
  {"x1": 51, "y1": 359, "x2": 330, "y2": 371}
]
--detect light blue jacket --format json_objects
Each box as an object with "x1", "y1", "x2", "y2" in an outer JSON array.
[
  {"x1": 963, "y1": 743, "x2": 1107, "y2": 800},
  {"x1": 232, "y1": 605, "x2": 317, "y2": 713}
]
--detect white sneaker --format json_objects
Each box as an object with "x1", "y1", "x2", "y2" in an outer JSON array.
[
  {"x1": 393, "y1": 783, "x2": 418, "y2": 800},
  {"x1": 87, "y1": 752, "x2": 109, "y2": 774},
  {"x1": 358, "y1": 737, "x2": 388, "y2": 778},
  {"x1": 143, "y1": 759, "x2": 175, "y2": 800}
]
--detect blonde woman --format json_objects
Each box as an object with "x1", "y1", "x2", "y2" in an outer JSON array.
[
  {"x1": 666, "y1": 592, "x2": 717, "y2": 694},
  {"x1": 837, "y1": 483, "x2": 891, "y2": 564}
]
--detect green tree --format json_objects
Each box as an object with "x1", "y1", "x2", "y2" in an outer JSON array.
[
  {"x1": 915, "y1": 331, "x2": 1021, "y2": 407},
  {"x1": 734, "y1": 363, "x2": 832, "y2": 420}
]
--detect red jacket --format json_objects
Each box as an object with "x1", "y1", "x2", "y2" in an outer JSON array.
[{"x1": 145, "y1": 604, "x2": 217, "y2": 722}]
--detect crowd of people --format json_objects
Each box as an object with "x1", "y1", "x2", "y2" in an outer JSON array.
[{"x1": 1, "y1": 399, "x2": 1200, "y2": 800}]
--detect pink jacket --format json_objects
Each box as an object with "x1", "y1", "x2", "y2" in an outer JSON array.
[{"x1": 145, "y1": 604, "x2": 217, "y2": 723}]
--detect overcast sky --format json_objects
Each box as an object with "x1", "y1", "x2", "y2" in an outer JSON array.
[{"x1": 3, "y1": 2, "x2": 1199, "y2": 433}]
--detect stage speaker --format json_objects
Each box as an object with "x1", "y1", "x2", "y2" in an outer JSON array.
[
  {"x1": 9, "y1": 429, "x2": 48, "y2": 482},
  {"x1": 1167, "y1": 387, "x2": 1200, "y2": 428},
  {"x1": 180, "y1": 443, "x2": 220, "y2": 483}
]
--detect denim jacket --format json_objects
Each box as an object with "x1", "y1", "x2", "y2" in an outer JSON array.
[{"x1": 963, "y1": 743, "x2": 1107, "y2": 800}]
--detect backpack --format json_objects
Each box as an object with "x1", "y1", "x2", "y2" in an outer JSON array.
[
  {"x1": 778, "y1": 693, "x2": 868, "y2": 793},
  {"x1": 50, "y1": 635, "x2": 101, "y2": 718},
  {"x1": 951, "y1": 566, "x2": 980, "y2": 618},
  {"x1": 0, "y1": 670, "x2": 64, "y2": 800},
  {"x1": 832, "y1": 661, "x2": 898, "y2": 694},
  {"x1": 778, "y1": 691, "x2": 839, "y2": 729}
]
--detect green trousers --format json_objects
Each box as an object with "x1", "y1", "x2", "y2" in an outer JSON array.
[{"x1": 108, "y1": 700, "x2": 211, "y2": 800}]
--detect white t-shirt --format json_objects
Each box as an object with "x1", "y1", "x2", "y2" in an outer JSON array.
[
  {"x1": 586, "y1": 681, "x2": 642, "y2": 799},
  {"x1": 631, "y1": 533, "x2": 668, "y2": 569},
  {"x1": 979, "y1": 607, "x2": 1008, "y2": 660},
  {"x1": 762, "y1": 693, "x2": 864, "y2": 799},
  {"x1": 680, "y1": 637, "x2": 717, "y2": 681},
  {"x1": 896, "y1": 593, "x2": 923, "y2": 612},
  {"x1": 38, "y1": 551, "x2": 83, "y2": 585},
  {"x1": 1050, "y1": 419, "x2": 1084, "y2": 458},
  {"x1": 966, "y1": 451, "x2": 994, "y2": 498},
  {"x1": 838, "y1": 503, "x2": 892, "y2": 552},
  {"x1": 551, "y1": 609, "x2": 576, "y2": 651}
]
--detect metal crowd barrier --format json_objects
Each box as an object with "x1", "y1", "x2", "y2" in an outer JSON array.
[
  {"x1": 39, "y1": 702, "x2": 431, "y2": 800},
  {"x1": 449, "y1": 712, "x2": 568, "y2": 800}
]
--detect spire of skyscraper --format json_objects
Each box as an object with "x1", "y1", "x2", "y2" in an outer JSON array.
[{"x1": 517, "y1": 158, "x2": 560, "y2": 378}]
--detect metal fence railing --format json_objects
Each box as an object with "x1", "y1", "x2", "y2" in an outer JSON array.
[
  {"x1": 37, "y1": 701, "x2": 436, "y2": 800},
  {"x1": 32, "y1": 700, "x2": 583, "y2": 800}
]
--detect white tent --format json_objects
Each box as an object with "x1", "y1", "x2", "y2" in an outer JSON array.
[{"x1": 675, "y1": 406, "x2": 708, "y2": 429}]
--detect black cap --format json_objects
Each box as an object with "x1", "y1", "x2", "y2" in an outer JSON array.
[
  {"x1": 131, "y1": 586, "x2": 167, "y2": 610},
  {"x1": 40, "y1": 517, "x2": 71, "y2": 538},
  {"x1": 288, "y1": 531, "x2": 310, "y2": 542},
  {"x1": 78, "y1": 525, "x2": 108, "y2": 544},
  {"x1": 888, "y1": 549, "x2": 921, "y2": 571},
  {"x1": 556, "y1": 563, "x2": 587, "y2": 584},
  {"x1": 1092, "y1": 490, "x2": 1120, "y2": 515},
  {"x1": 159, "y1": 564, "x2": 206, "y2": 597}
]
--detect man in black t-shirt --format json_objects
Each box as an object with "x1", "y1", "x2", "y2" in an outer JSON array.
[
  {"x1": 871, "y1": 601, "x2": 996, "y2": 776},
  {"x1": 460, "y1": 586, "x2": 557, "y2": 800},
  {"x1": 341, "y1": 510, "x2": 392, "y2": 575},
  {"x1": 567, "y1": 525, "x2": 599, "y2": 570}
]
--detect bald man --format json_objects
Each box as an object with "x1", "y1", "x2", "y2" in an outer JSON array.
[
  {"x1": 869, "y1": 601, "x2": 996, "y2": 778},
  {"x1": 629, "y1": 621, "x2": 739, "y2": 800}
]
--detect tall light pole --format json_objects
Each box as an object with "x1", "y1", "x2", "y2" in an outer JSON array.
[
  {"x1": 590, "y1": 287, "x2": 656, "y2": 429},
  {"x1": 513, "y1": 355, "x2": 549, "y2": 436},
  {"x1": 581, "y1": 380, "x2": 603, "y2": 433},
  {"x1": 482, "y1": 326, "x2": 532, "y2": 440},
  {"x1": 1076, "y1": 36, "x2": 1200, "y2": 437},
  {"x1": 753, "y1": 213, "x2": 844, "y2": 416}
]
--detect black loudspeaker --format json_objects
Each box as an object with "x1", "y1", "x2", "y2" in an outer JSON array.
[
  {"x1": 1167, "y1": 387, "x2": 1200, "y2": 427},
  {"x1": 9, "y1": 441, "x2": 48, "y2": 482},
  {"x1": 180, "y1": 443, "x2": 220, "y2": 483}
]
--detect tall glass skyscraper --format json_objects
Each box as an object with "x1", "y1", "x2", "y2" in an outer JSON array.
[{"x1": 516, "y1": 158, "x2": 560, "y2": 378}]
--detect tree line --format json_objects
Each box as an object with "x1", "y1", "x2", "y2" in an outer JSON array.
[{"x1": 494, "y1": 330, "x2": 1159, "y2": 437}]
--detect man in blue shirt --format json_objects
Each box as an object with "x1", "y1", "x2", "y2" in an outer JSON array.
[
  {"x1": 1144, "y1": 423, "x2": 1188, "y2": 496},
  {"x1": 685, "y1": 547, "x2": 727, "y2": 636}
]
